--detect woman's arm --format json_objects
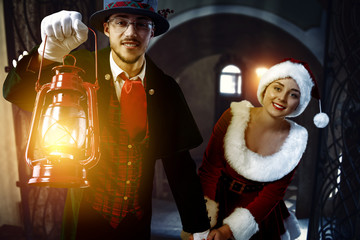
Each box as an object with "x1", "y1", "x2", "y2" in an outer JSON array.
[
  {"x1": 198, "y1": 109, "x2": 232, "y2": 200},
  {"x1": 223, "y1": 169, "x2": 296, "y2": 240}
]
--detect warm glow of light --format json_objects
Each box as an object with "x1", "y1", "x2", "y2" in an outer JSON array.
[
  {"x1": 256, "y1": 67, "x2": 268, "y2": 78},
  {"x1": 42, "y1": 122, "x2": 77, "y2": 146},
  {"x1": 40, "y1": 104, "x2": 87, "y2": 157}
]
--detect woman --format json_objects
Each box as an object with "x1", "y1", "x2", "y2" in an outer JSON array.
[{"x1": 198, "y1": 58, "x2": 328, "y2": 240}]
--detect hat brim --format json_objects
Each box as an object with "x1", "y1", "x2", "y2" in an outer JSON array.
[
  {"x1": 89, "y1": 7, "x2": 169, "y2": 36},
  {"x1": 256, "y1": 60, "x2": 313, "y2": 118}
]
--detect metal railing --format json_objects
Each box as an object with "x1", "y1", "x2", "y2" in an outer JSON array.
[{"x1": 308, "y1": 0, "x2": 360, "y2": 239}]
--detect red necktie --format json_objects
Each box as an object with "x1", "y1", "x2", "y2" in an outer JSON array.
[{"x1": 119, "y1": 73, "x2": 147, "y2": 140}]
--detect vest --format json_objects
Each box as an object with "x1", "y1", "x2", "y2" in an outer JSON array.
[{"x1": 84, "y1": 82, "x2": 149, "y2": 228}]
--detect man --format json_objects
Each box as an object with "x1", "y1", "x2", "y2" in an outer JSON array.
[{"x1": 3, "y1": 1, "x2": 210, "y2": 239}]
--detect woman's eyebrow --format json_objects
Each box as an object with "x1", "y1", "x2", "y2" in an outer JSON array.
[{"x1": 273, "y1": 81, "x2": 300, "y2": 93}]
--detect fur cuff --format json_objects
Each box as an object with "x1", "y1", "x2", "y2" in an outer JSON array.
[
  {"x1": 282, "y1": 211, "x2": 301, "y2": 239},
  {"x1": 223, "y1": 208, "x2": 258, "y2": 240},
  {"x1": 205, "y1": 196, "x2": 219, "y2": 228}
]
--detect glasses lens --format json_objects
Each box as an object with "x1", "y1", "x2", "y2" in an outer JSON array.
[
  {"x1": 136, "y1": 21, "x2": 152, "y2": 31},
  {"x1": 108, "y1": 18, "x2": 153, "y2": 33}
]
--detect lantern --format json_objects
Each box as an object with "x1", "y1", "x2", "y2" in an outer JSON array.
[{"x1": 25, "y1": 29, "x2": 100, "y2": 188}]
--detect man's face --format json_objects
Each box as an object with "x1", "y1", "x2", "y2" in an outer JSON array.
[{"x1": 103, "y1": 13, "x2": 154, "y2": 65}]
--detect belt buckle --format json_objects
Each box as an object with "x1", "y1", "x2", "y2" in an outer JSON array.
[{"x1": 229, "y1": 180, "x2": 246, "y2": 194}]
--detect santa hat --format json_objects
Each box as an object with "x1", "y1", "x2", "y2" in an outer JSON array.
[{"x1": 257, "y1": 58, "x2": 329, "y2": 128}]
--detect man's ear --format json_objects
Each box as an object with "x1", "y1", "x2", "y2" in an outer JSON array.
[{"x1": 103, "y1": 22, "x2": 110, "y2": 37}]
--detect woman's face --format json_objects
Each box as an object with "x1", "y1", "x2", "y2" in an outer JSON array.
[{"x1": 262, "y1": 77, "x2": 301, "y2": 118}]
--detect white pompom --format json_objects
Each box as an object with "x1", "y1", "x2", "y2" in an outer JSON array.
[{"x1": 313, "y1": 112, "x2": 329, "y2": 128}]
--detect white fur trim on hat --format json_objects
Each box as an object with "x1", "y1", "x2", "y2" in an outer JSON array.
[
  {"x1": 257, "y1": 60, "x2": 314, "y2": 118},
  {"x1": 223, "y1": 207, "x2": 259, "y2": 240},
  {"x1": 313, "y1": 100, "x2": 329, "y2": 128},
  {"x1": 314, "y1": 112, "x2": 329, "y2": 128}
]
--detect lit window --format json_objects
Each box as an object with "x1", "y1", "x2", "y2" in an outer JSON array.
[{"x1": 220, "y1": 65, "x2": 241, "y2": 95}]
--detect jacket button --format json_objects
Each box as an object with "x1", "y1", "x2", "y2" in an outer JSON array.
[
  {"x1": 105, "y1": 74, "x2": 111, "y2": 81},
  {"x1": 149, "y1": 89, "x2": 155, "y2": 95}
]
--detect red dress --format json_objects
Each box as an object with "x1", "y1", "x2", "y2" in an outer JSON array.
[{"x1": 199, "y1": 101, "x2": 307, "y2": 240}]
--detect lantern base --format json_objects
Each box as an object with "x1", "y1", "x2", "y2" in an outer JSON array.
[{"x1": 28, "y1": 163, "x2": 89, "y2": 188}]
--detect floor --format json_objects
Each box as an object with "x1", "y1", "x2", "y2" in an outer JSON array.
[
  {"x1": 151, "y1": 198, "x2": 182, "y2": 240},
  {"x1": 0, "y1": 186, "x2": 309, "y2": 240},
  {"x1": 151, "y1": 197, "x2": 309, "y2": 240}
]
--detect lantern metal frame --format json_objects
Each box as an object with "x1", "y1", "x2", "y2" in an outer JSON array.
[{"x1": 25, "y1": 28, "x2": 100, "y2": 188}]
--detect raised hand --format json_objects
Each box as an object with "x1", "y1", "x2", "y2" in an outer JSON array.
[
  {"x1": 38, "y1": 10, "x2": 88, "y2": 62},
  {"x1": 207, "y1": 225, "x2": 233, "y2": 240}
]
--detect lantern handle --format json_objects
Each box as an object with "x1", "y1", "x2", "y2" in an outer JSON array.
[
  {"x1": 36, "y1": 27, "x2": 99, "y2": 92},
  {"x1": 61, "y1": 54, "x2": 77, "y2": 66},
  {"x1": 88, "y1": 28, "x2": 99, "y2": 89},
  {"x1": 36, "y1": 35, "x2": 47, "y2": 92}
]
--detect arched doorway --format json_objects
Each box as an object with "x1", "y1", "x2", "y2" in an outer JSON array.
[{"x1": 148, "y1": 8, "x2": 322, "y2": 218}]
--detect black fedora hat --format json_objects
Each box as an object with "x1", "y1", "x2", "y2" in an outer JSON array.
[{"x1": 90, "y1": 0, "x2": 170, "y2": 36}]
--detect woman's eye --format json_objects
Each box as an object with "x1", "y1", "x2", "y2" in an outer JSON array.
[{"x1": 291, "y1": 93, "x2": 299, "y2": 98}]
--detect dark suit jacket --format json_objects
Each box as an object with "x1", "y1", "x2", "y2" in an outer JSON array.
[{"x1": 3, "y1": 47, "x2": 210, "y2": 235}]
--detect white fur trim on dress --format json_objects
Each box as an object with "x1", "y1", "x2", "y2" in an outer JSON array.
[
  {"x1": 257, "y1": 60, "x2": 314, "y2": 118},
  {"x1": 281, "y1": 230, "x2": 291, "y2": 240},
  {"x1": 205, "y1": 196, "x2": 219, "y2": 228},
  {"x1": 223, "y1": 207, "x2": 259, "y2": 240},
  {"x1": 281, "y1": 211, "x2": 301, "y2": 240},
  {"x1": 224, "y1": 101, "x2": 308, "y2": 182}
]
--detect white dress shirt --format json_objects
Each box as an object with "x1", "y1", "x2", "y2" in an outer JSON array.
[{"x1": 109, "y1": 52, "x2": 146, "y2": 101}]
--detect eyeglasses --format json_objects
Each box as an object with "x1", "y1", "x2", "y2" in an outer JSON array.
[{"x1": 107, "y1": 17, "x2": 154, "y2": 33}]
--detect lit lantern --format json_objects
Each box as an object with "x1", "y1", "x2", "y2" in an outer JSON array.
[{"x1": 25, "y1": 30, "x2": 100, "y2": 188}]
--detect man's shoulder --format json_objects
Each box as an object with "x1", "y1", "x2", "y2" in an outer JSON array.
[
  {"x1": 145, "y1": 55, "x2": 175, "y2": 83},
  {"x1": 98, "y1": 47, "x2": 111, "y2": 57},
  {"x1": 145, "y1": 55, "x2": 163, "y2": 74},
  {"x1": 71, "y1": 47, "x2": 110, "y2": 68}
]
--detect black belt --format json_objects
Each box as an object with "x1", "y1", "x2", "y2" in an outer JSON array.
[{"x1": 222, "y1": 175, "x2": 265, "y2": 195}]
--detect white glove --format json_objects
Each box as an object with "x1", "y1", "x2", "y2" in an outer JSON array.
[
  {"x1": 38, "y1": 10, "x2": 88, "y2": 62},
  {"x1": 193, "y1": 230, "x2": 210, "y2": 240}
]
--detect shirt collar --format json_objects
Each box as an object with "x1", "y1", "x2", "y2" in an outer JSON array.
[{"x1": 109, "y1": 52, "x2": 146, "y2": 83}]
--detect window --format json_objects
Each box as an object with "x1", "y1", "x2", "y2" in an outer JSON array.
[{"x1": 219, "y1": 65, "x2": 242, "y2": 95}]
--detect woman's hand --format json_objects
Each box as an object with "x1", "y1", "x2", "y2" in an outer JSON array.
[{"x1": 207, "y1": 225, "x2": 233, "y2": 240}]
